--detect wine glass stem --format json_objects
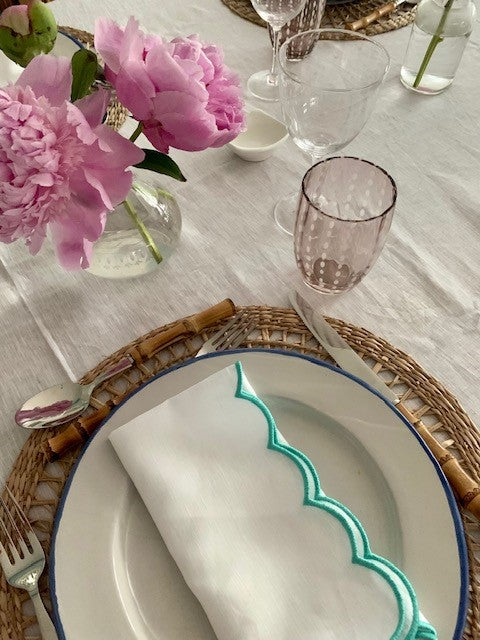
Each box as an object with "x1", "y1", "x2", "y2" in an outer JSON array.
[{"x1": 268, "y1": 25, "x2": 281, "y2": 86}]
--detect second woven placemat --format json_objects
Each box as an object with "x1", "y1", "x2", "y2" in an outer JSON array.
[
  {"x1": 1, "y1": 305, "x2": 479, "y2": 639},
  {"x1": 220, "y1": 0, "x2": 416, "y2": 35}
]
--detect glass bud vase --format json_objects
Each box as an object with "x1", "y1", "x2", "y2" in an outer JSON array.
[
  {"x1": 400, "y1": 0, "x2": 476, "y2": 94},
  {"x1": 87, "y1": 180, "x2": 182, "y2": 279}
]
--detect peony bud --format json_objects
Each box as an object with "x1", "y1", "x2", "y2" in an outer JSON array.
[{"x1": 0, "y1": 0, "x2": 57, "y2": 67}]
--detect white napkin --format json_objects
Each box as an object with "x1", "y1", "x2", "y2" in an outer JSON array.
[{"x1": 109, "y1": 362, "x2": 436, "y2": 640}]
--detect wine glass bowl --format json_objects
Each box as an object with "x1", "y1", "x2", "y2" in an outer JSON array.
[
  {"x1": 280, "y1": 30, "x2": 390, "y2": 157},
  {"x1": 251, "y1": 0, "x2": 308, "y2": 27},
  {"x1": 274, "y1": 29, "x2": 390, "y2": 234}
]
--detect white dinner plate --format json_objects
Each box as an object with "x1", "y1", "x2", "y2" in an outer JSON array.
[
  {"x1": 0, "y1": 30, "x2": 82, "y2": 85},
  {"x1": 50, "y1": 349, "x2": 468, "y2": 640}
]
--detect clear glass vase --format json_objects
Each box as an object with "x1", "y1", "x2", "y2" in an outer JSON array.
[
  {"x1": 87, "y1": 180, "x2": 182, "y2": 279},
  {"x1": 400, "y1": 0, "x2": 476, "y2": 94}
]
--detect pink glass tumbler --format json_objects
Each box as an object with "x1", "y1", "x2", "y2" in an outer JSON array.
[{"x1": 294, "y1": 157, "x2": 397, "y2": 294}]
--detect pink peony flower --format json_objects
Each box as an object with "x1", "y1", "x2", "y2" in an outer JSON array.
[
  {"x1": 0, "y1": 55, "x2": 144, "y2": 269},
  {"x1": 94, "y1": 18, "x2": 245, "y2": 154}
]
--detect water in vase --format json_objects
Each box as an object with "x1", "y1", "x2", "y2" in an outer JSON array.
[
  {"x1": 401, "y1": 24, "x2": 471, "y2": 93},
  {"x1": 88, "y1": 230, "x2": 176, "y2": 279}
]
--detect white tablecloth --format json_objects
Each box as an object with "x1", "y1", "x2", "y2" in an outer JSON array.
[{"x1": 0, "y1": 0, "x2": 479, "y2": 482}]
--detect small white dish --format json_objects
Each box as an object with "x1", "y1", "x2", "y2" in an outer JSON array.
[{"x1": 229, "y1": 109, "x2": 289, "y2": 162}]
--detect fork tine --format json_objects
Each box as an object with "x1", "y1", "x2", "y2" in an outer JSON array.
[
  {"x1": 0, "y1": 496, "x2": 17, "y2": 549},
  {"x1": 0, "y1": 493, "x2": 26, "y2": 548},
  {"x1": 18, "y1": 537, "x2": 30, "y2": 558},
  {"x1": 210, "y1": 312, "x2": 246, "y2": 347},
  {"x1": 0, "y1": 539, "x2": 10, "y2": 569},
  {"x1": 227, "y1": 320, "x2": 256, "y2": 350},
  {"x1": 221, "y1": 318, "x2": 252, "y2": 348},
  {"x1": 27, "y1": 531, "x2": 43, "y2": 556},
  {"x1": 6, "y1": 488, "x2": 33, "y2": 532},
  {"x1": 8, "y1": 543, "x2": 21, "y2": 563}
]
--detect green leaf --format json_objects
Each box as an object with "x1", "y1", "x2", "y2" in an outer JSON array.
[
  {"x1": 135, "y1": 149, "x2": 187, "y2": 182},
  {"x1": 71, "y1": 49, "x2": 98, "y2": 102}
]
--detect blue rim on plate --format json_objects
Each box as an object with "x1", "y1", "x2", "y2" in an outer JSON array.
[
  {"x1": 49, "y1": 348, "x2": 469, "y2": 640},
  {"x1": 57, "y1": 30, "x2": 84, "y2": 50}
]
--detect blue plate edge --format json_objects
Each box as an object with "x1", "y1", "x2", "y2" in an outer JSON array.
[
  {"x1": 57, "y1": 30, "x2": 84, "y2": 50},
  {"x1": 49, "y1": 347, "x2": 469, "y2": 640}
]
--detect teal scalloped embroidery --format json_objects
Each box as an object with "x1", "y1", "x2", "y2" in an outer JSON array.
[{"x1": 234, "y1": 361, "x2": 438, "y2": 640}]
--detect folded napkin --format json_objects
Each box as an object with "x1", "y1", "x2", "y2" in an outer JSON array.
[{"x1": 110, "y1": 362, "x2": 437, "y2": 640}]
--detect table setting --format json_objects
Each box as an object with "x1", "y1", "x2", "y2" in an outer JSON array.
[{"x1": 0, "y1": 0, "x2": 479, "y2": 639}]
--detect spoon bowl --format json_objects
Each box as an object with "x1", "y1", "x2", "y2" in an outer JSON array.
[{"x1": 15, "y1": 356, "x2": 133, "y2": 430}]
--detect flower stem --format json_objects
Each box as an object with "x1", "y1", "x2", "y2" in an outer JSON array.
[
  {"x1": 123, "y1": 198, "x2": 163, "y2": 264},
  {"x1": 413, "y1": 0, "x2": 455, "y2": 88},
  {"x1": 129, "y1": 121, "x2": 143, "y2": 143}
]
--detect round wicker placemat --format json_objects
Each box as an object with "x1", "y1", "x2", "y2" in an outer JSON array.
[
  {"x1": 220, "y1": 0, "x2": 416, "y2": 35},
  {"x1": 59, "y1": 26, "x2": 128, "y2": 132},
  {"x1": 1, "y1": 306, "x2": 479, "y2": 639}
]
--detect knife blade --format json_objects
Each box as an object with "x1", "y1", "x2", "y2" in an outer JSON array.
[
  {"x1": 289, "y1": 288, "x2": 480, "y2": 520},
  {"x1": 290, "y1": 290, "x2": 398, "y2": 403}
]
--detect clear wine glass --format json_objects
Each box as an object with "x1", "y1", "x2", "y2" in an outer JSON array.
[
  {"x1": 275, "y1": 28, "x2": 390, "y2": 235},
  {"x1": 248, "y1": 0, "x2": 308, "y2": 102}
]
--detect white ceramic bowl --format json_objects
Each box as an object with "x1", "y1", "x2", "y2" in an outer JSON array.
[{"x1": 228, "y1": 109, "x2": 289, "y2": 162}]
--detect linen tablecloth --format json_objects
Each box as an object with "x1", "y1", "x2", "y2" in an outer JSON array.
[{"x1": 0, "y1": 0, "x2": 479, "y2": 481}]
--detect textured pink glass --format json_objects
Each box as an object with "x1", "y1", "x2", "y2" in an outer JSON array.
[
  {"x1": 294, "y1": 157, "x2": 396, "y2": 294},
  {"x1": 269, "y1": 0, "x2": 327, "y2": 57}
]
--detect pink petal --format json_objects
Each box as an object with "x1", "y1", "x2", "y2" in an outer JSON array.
[
  {"x1": 142, "y1": 123, "x2": 170, "y2": 154},
  {"x1": 209, "y1": 128, "x2": 241, "y2": 148},
  {"x1": 104, "y1": 66, "x2": 118, "y2": 86},
  {"x1": 17, "y1": 56, "x2": 72, "y2": 106},
  {"x1": 70, "y1": 202, "x2": 107, "y2": 243},
  {"x1": 51, "y1": 228, "x2": 93, "y2": 269},
  {"x1": 145, "y1": 33, "x2": 164, "y2": 53},
  {"x1": 27, "y1": 224, "x2": 47, "y2": 255},
  {"x1": 65, "y1": 102, "x2": 97, "y2": 146},
  {"x1": 87, "y1": 125, "x2": 145, "y2": 170},
  {"x1": 145, "y1": 44, "x2": 207, "y2": 101},
  {"x1": 94, "y1": 18, "x2": 123, "y2": 74},
  {"x1": 69, "y1": 170, "x2": 108, "y2": 214},
  {"x1": 119, "y1": 17, "x2": 144, "y2": 67},
  {"x1": 82, "y1": 169, "x2": 114, "y2": 210},
  {"x1": 75, "y1": 88, "x2": 110, "y2": 128},
  {"x1": 0, "y1": 5, "x2": 30, "y2": 36},
  {"x1": 51, "y1": 203, "x2": 107, "y2": 270},
  {"x1": 30, "y1": 173, "x2": 54, "y2": 186},
  {"x1": 0, "y1": 163, "x2": 12, "y2": 181},
  {"x1": 86, "y1": 167, "x2": 133, "y2": 210},
  {"x1": 151, "y1": 91, "x2": 217, "y2": 151},
  {"x1": 115, "y1": 62, "x2": 155, "y2": 121}
]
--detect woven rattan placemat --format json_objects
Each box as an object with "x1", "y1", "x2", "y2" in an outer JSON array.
[
  {"x1": 221, "y1": 0, "x2": 416, "y2": 35},
  {"x1": 1, "y1": 305, "x2": 479, "y2": 639},
  {"x1": 59, "y1": 26, "x2": 128, "y2": 132}
]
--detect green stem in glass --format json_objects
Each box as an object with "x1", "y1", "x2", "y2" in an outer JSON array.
[
  {"x1": 123, "y1": 198, "x2": 163, "y2": 265},
  {"x1": 129, "y1": 121, "x2": 143, "y2": 143},
  {"x1": 413, "y1": 0, "x2": 455, "y2": 88}
]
